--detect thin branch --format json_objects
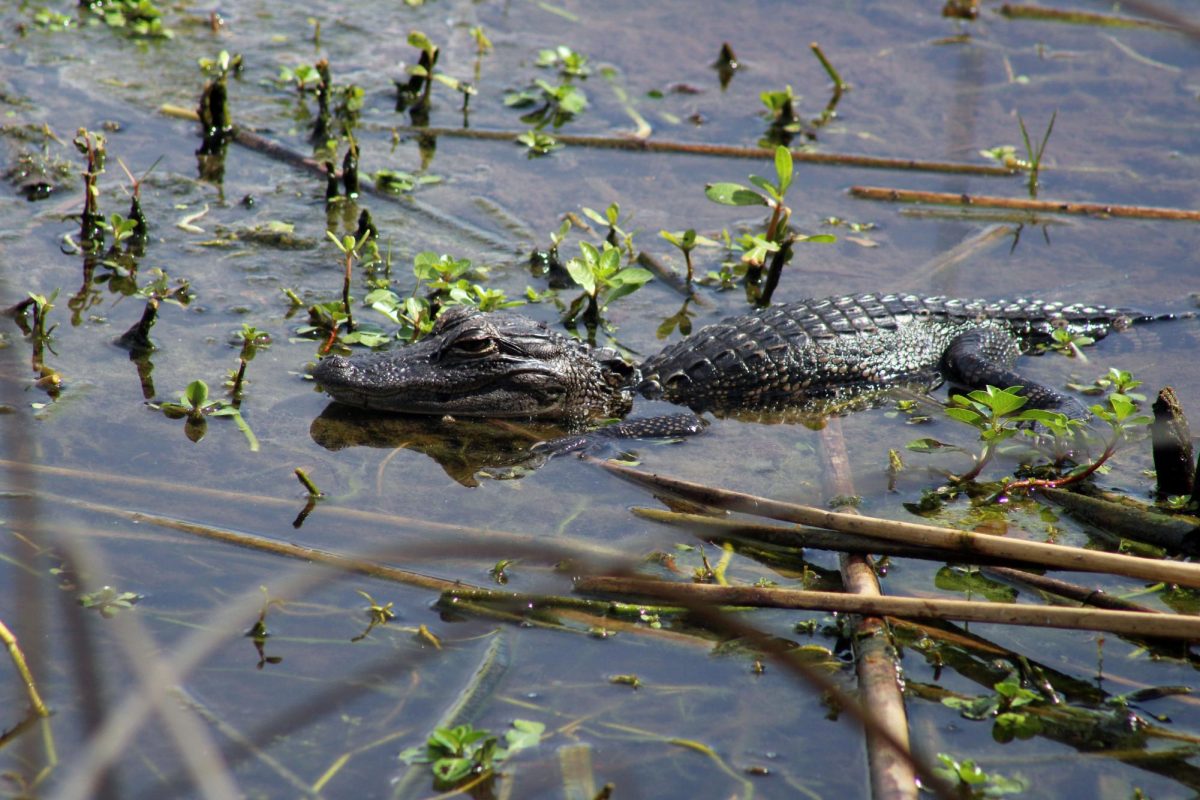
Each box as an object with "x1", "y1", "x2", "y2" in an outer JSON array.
[
  {"x1": 850, "y1": 185, "x2": 1200, "y2": 221},
  {"x1": 376, "y1": 125, "x2": 1016, "y2": 176}
]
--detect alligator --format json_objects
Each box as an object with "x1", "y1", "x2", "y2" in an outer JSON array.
[{"x1": 310, "y1": 293, "x2": 1140, "y2": 433}]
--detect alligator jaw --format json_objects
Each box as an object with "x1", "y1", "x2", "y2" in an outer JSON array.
[{"x1": 312, "y1": 352, "x2": 572, "y2": 418}]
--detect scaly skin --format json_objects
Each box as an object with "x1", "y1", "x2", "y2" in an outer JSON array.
[{"x1": 312, "y1": 294, "x2": 1132, "y2": 423}]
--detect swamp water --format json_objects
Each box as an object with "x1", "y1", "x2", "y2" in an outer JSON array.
[{"x1": 1, "y1": 1, "x2": 1199, "y2": 797}]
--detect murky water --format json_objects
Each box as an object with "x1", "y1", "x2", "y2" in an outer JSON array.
[{"x1": 1, "y1": 1, "x2": 1199, "y2": 797}]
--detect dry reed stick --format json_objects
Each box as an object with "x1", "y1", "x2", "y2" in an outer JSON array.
[
  {"x1": 591, "y1": 459, "x2": 1200, "y2": 588},
  {"x1": 574, "y1": 577, "x2": 1200, "y2": 640}
]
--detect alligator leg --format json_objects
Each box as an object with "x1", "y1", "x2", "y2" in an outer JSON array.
[
  {"x1": 940, "y1": 326, "x2": 1084, "y2": 417},
  {"x1": 533, "y1": 412, "x2": 708, "y2": 457}
]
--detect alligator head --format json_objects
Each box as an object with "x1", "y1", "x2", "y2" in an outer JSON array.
[{"x1": 311, "y1": 306, "x2": 637, "y2": 423}]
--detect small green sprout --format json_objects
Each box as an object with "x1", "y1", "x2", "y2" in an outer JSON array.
[
  {"x1": 581, "y1": 202, "x2": 635, "y2": 255},
  {"x1": 103, "y1": 213, "x2": 139, "y2": 245},
  {"x1": 659, "y1": 228, "x2": 719, "y2": 286},
  {"x1": 1066, "y1": 367, "x2": 1144, "y2": 401},
  {"x1": 227, "y1": 325, "x2": 271, "y2": 400},
  {"x1": 326, "y1": 229, "x2": 378, "y2": 332},
  {"x1": 489, "y1": 559, "x2": 514, "y2": 585},
  {"x1": 516, "y1": 130, "x2": 562, "y2": 157},
  {"x1": 760, "y1": 85, "x2": 803, "y2": 143},
  {"x1": 469, "y1": 26, "x2": 493, "y2": 55},
  {"x1": 351, "y1": 589, "x2": 396, "y2": 642},
  {"x1": 536, "y1": 45, "x2": 591, "y2": 77},
  {"x1": 1017, "y1": 110, "x2": 1056, "y2": 198}
]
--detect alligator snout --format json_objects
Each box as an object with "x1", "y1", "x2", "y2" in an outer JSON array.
[{"x1": 311, "y1": 355, "x2": 353, "y2": 386}]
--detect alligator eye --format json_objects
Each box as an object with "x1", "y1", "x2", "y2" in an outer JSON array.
[{"x1": 448, "y1": 337, "x2": 496, "y2": 356}]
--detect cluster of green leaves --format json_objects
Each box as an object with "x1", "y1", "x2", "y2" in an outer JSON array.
[
  {"x1": 907, "y1": 374, "x2": 1152, "y2": 494},
  {"x1": 86, "y1": 0, "x2": 172, "y2": 38},
  {"x1": 505, "y1": 44, "x2": 590, "y2": 130},
  {"x1": 156, "y1": 379, "x2": 258, "y2": 451},
  {"x1": 35, "y1": 0, "x2": 173, "y2": 37},
  {"x1": 399, "y1": 720, "x2": 543, "y2": 790},
  {"x1": 278, "y1": 63, "x2": 323, "y2": 92},
  {"x1": 563, "y1": 241, "x2": 652, "y2": 325},
  {"x1": 933, "y1": 753, "x2": 1028, "y2": 798},
  {"x1": 505, "y1": 80, "x2": 588, "y2": 128},
  {"x1": 536, "y1": 45, "x2": 590, "y2": 77},
  {"x1": 366, "y1": 252, "x2": 522, "y2": 341},
  {"x1": 1067, "y1": 367, "x2": 1144, "y2": 401},
  {"x1": 582, "y1": 202, "x2": 636, "y2": 256},
  {"x1": 942, "y1": 673, "x2": 1047, "y2": 744}
]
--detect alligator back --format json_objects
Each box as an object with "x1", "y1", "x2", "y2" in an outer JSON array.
[{"x1": 638, "y1": 293, "x2": 1130, "y2": 413}]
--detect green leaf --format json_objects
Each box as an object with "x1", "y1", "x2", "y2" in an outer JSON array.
[
  {"x1": 982, "y1": 386, "x2": 1029, "y2": 417},
  {"x1": 774, "y1": 145, "x2": 793, "y2": 195},
  {"x1": 565, "y1": 258, "x2": 596, "y2": 295},
  {"x1": 325, "y1": 230, "x2": 347, "y2": 252},
  {"x1": 795, "y1": 233, "x2": 837, "y2": 244},
  {"x1": 609, "y1": 267, "x2": 653, "y2": 286},
  {"x1": 747, "y1": 174, "x2": 781, "y2": 202},
  {"x1": 184, "y1": 380, "x2": 209, "y2": 409},
  {"x1": 945, "y1": 407, "x2": 984, "y2": 426},
  {"x1": 705, "y1": 183, "x2": 768, "y2": 207},
  {"x1": 1109, "y1": 392, "x2": 1135, "y2": 422},
  {"x1": 407, "y1": 30, "x2": 434, "y2": 54},
  {"x1": 596, "y1": 245, "x2": 621, "y2": 276}
]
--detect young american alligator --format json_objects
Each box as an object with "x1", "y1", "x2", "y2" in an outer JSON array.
[{"x1": 311, "y1": 293, "x2": 1137, "y2": 430}]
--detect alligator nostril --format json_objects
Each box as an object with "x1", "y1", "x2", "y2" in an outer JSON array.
[{"x1": 312, "y1": 355, "x2": 350, "y2": 381}]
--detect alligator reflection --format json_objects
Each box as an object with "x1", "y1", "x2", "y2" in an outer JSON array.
[{"x1": 310, "y1": 403, "x2": 568, "y2": 486}]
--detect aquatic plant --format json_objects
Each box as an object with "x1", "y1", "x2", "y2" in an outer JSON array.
[
  {"x1": 705, "y1": 146, "x2": 835, "y2": 303},
  {"x1": 563, "y1": 240, "x2": 652, "y2": 327}
]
